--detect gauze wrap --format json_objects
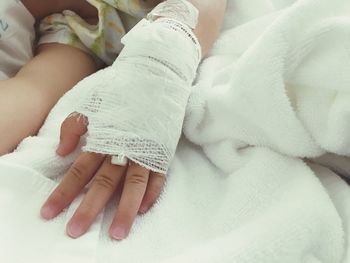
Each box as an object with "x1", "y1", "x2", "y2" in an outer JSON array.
[{"x1": 73, "y1": 0, "x2": 201, "y2": 174}]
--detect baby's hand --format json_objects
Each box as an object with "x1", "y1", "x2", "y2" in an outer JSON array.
[{"x1": 40, "y1": 113, "x2": 165, "y2": 240}]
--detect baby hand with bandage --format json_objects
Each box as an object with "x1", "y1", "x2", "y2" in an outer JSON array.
[{"x1": 40, "y1": 0, "x2": 227, "y2": 240}]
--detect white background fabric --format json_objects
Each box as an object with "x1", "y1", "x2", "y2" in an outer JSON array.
[{"x1": 1, "y1": 0, "x2": 350, "y2": 262}]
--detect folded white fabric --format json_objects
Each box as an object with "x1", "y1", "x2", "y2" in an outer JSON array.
[
  {"x1": 73, "y1": 0, "x2": 201, "y2": 173},
  {"x1": 184, "y1": 0, "x2": 350, "y2": 174}
]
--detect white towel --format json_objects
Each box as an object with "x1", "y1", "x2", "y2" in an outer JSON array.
[{"x1": 1, "y1": 0, "x2": 350, "y2": 262}]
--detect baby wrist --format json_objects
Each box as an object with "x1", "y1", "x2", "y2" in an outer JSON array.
[{"x1": 74, "y1": 0, "x2": 201, "y2": 173}]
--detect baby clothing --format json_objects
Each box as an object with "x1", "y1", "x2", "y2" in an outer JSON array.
[
  {"x1": 38, "y1": 0, "x2": 153, "y2": 65},
  {"x1": 0, "y1": 0, "x2": 35, "y2": 80},
  {"x1": 0, "y1": 0, "x2": 154, "y2": 80}
]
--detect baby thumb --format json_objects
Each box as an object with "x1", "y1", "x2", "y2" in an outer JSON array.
[{"x1": 56, "y1": 112, "x2": 88, "y2": 156}]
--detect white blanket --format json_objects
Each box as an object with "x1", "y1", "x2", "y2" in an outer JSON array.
[{"x1": 1, "y1": 0, "x2": 350, "y2": 262}]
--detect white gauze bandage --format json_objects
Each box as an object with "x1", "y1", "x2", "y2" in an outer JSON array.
[
  {"x1": 146, "y1": 0, "x2": 199, "y2": 29},
  {"x1": 74, "y1": 0, "x2": 201, "y2": 174}
]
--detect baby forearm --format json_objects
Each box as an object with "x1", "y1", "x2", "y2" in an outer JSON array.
[
  {"x1": 0, "y1": 43, "x2": 97, "y2": 154},
  {"x1": 16, "y1": 43, "x2": 97, "y2": 106},
  {"x1": 189, "y1": 0, "x2": 227, "y2": 57}
]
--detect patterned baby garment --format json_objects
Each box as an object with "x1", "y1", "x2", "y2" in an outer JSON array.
[{"x1": 38, "y1": 0, "x2": 154, "y2": 65}]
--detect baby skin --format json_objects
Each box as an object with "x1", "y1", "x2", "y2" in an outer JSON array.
[
  {"x1": 0, "y1": 0, "x2": 98, "y2": 155},
  {"x1": 3, "y1": 0, "x2": 227, "y2": 240}
]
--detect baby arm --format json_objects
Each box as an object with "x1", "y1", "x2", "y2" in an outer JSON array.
[
  {"x1": 0, "y1": 0, "x2": 99, "y2": 155},
  {"x1": 192, "y1": 0, "x2": 227, "y2": 56},
  {"x1": 141, "y1": 0, "x2": 226, "y2": 56},
  {"x1": 0, "y1": 43, "x2": 97, "y2": 155},
  {"x1": 41, "y1": 0, "x2": 227, "y2": 240}
]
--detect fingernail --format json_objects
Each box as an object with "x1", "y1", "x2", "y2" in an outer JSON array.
[
  {"x1": 111, "y1": 226, "x2": 126, "y2": 240},
  {"x1": 41, "y1": 205, "x2": 56, "y2": 219},
  {"x1": 56, "y1": 145, "x2": 64, "y2": 156},
  {"x1": 139, "y1": 205, "x2": 148, "y2": 214},
  {"x1": 67, "y1": 222, "x2": 85, "y2": 238}
]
